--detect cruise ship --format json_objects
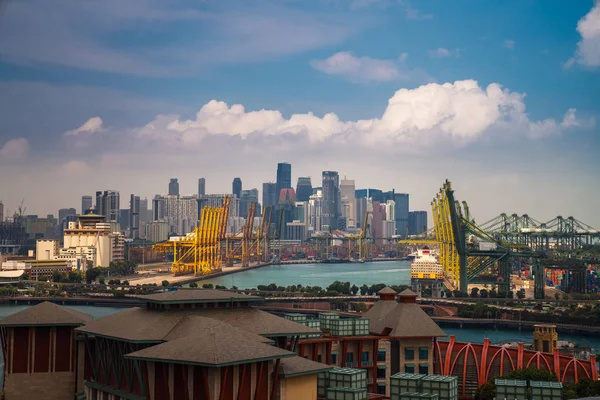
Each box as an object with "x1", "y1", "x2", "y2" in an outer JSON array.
[{"x1": 410, "y1": 247, "x2": 443, "y2": 281}]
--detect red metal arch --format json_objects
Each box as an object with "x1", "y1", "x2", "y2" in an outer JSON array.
[
  {"x1": 561, "y1": 358, "x2": 591, "y2": 383},
  {"x1": 450, "y1": 343, "x2": 481, "y2": 395},
  {"x1": 525, "y1": 352, "x2": 553, "y2": 372},
  {"x1": 485, "y1": 347, "x2": 516, "y2": 381}
]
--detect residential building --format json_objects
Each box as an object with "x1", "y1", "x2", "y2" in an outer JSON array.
[
  {"x1": 276, "y1": 162, "x2": 292, "y2": 200},
  {"x1": 129, "y1": 194, "x2": 140, "y2": 239},
  {"x1": 322, "y1": 171, "x2": 340, "y2": 230},
  {"x1": 168, "y1": 178, "x2": 179, "y2": 196},
  {"x1": 394, "y1": 193, "x2": 409, "y2": 238},
  {"x1": 81, "y1": 196, "x2": 93, "y2": 214},
  {"x1": 371, "y1": 202, "x2": 384, "y2": 243},
  {"x1": 340, "y1": 179, "x2": 356, "y2": 228},
  {"x1": 198, "y1": 194, "x2": 239, "y2": 218},
  {"x1": 295, "y1": 177, "x2": 313, "y2": 202},
  {"x1": 24, "y1": 215, "x2": 58, "y2": 239},
  {"x1": 144, "y1": 220, "x2": 170, "y2": 242},
  {"x1": 355, "y1": 197, "x2": 368, "y2": 229},
  {"x1": 262, "y1": 182, "x2": 277, "y2": 209},
  {"x1": 308, "y1": 190, "x2": 323, "y2": 232},
  {"x1": 408, "y1": 211, "x2": 428, "y2": 235},
  {"x1": 286, "y1": 220, "x2": 308, "y2": 242},
  {"x1": 95, "y1": 190, "x2": 120, "y2": 226},
  {"x1": 239, "y1": 188, "x2": 259, "y2": 218},
  {"x1": 153, "y1": 194, "x2": 198, "y2": 236},
  {"x1": 198, "y1": 177, "x2": 206, "y2": 196},
  {"x1": 232, "y1": 177, "x2": 242, "y2": 198}
]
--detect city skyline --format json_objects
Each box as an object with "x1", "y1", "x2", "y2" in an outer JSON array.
[{"x1": 0, "y1": 1, "x2": 599, "y2": 227}]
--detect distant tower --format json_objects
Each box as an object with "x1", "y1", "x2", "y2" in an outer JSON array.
[
  {"x1": 295, "y1": 177, "x2": 313, "y2": 202},
  {"x1": 168, "y1": 178, "x2": 179, "y2": 196},
  {"x1": 0, "y1": 200, "x2": 3, "y2": 222},
  {"x1": 262, "y1": 182, "x2": 277, "y2": 208},
  {"x1": 533, "y1": 324, "x2": 558, "y2": 353},
  {"x1": 198, "y1": 178, "x2": 206, "y2": 196},
  {"x1": 232, "y1": 177, "x2": 242, "y2": 198},
  {"x1": 129, "y1": 194, "x2": 140, "y2": 239},
  {"x1": 276, "y1": 163, "x2": 292, "y2": 200},
  {"x1": 81, "y1": 195, "x2": 92, "y2": 214},
  {"x1": 322, "y1": 171, "x2": 340, "y2": 230}
]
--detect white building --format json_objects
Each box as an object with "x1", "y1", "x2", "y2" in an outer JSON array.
[
  {"x1": 144, "y1": 221, "x2": 170, "y2": 243},
  {"x1": 152, "y1": 194, "x2": 198, "y2": 236},
  {"x1": 382, "y1": 220, "x2": 397, "y2": 241},
  {"x1": 340, "y1": 179, "x2": 356, "y2": 228},
  {"x1": 308, "y1": 190, "x2": 323, "y2": 232},
  {"x1": 385, "y1": 200, "x2": 396, "y2": 221}
]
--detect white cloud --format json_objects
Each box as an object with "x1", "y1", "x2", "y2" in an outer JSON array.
[
  {"x1": 571, "y1": 2, "x2": 600, "y2": 67},
  {"x1": 64, "y1": 117, "x2": 105, "y2": 136},
  {"x1": 310, "y1": 51, "x2": 430, "y2": 83},
  {"x1": 113, "y1": 79, "x2": 584, "y2": 150},
  {"x1": 428, "y1": 48, "x2": 460, "y2": 58},
  {"x1": 504, "y1": 40, "x2": 515, "y2": 50},
  {"x1": 58, "y1": 160, "x2": 91, "y2": 177},
  {"x1": 399, "y1": 0, "x2": 434, "y2": 20},
  {"x1": 0, "y1": 138, "x2": 29, "y2": 162}
]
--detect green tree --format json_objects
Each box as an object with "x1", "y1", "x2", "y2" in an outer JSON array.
[
  {"x1": 21, "y1": 273, "x2": 30, "y2": 281},
  {"x1": 516, "y1": 290, "x2": 525, "y2": 299},
  {"x1": 355, "y1": 302, "x2": 367, "y2": 312},
  {"x1": 359, "y1": 285, "x2": 369, "y2": 295},
  {"x1": 203, "y1": 283, "x2": 214, "y2": 289},
  {"x1": 351, "y1": 285, "x2": 359, "y2": 295},
  {"x1": 189, "y1": 282, "x2": 198, "y2": 288},
  {"x1": 470, "y1": 287, "x2": 479, "y2": 298},
  {"x1": 123, "y1": 280, "x2": 129, "y2": 286},
  {"x1": 480, "y1": 289, "x2": 488, "y2": 298},
  {"x1": 162, "y1": 280, "x2": 169, "y2": 287}
]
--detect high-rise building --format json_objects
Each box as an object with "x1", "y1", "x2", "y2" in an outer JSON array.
[
  {"x1": 129, "y1": 195, "x2": 140, "y2": 239},
  {"x1": 308, "y1": 190, "x2": 323, "y2": 232},
  {"x1": 58, "y1": 208, "x2": 76, "y2": 224},
  {"x1": 239, "y1": 189, "x2": 259, "y2": 219},
  {"x1": 321, "y1": 171, "x2": 340, "y2": 230},
  {"x1": 355, "y1": 188, "x2": 383, "y2": 203},
  {"x1": 198, "y1": 178, "x2": 206, "y2": 197},
  {"x1": 81, "y1": 196, "x2": 92, "y2": 214},
  {"x1": 197, "y1": 195, "x2": 240, "y2": 219},
  {"x1": 232, "y1": 178, "x2": 242, "y2": 198},
  {"x1": 409, "y1": 211, "x2": 428, "y2": 235},
  {"x1": 95, "y1": 191, "x2": 120, "y2": 224},
  {"x1": 355, "y1": 197, "x2": 367, "y2": 229},
  {"x1": 385, "y1": 200, "x2": 396, "y2": 221},
  {"x1": 275, "y1": 162, "x2": 292, "y2": 199},
  {"x1": 295, "y1": 177, "x2": 313, "y2": 202},
  {"x1": 340, "y1": 179, "x2": 356, "y2": 228},
  {"x1": 139, "y1": 198, "x2": 151, "y2": 223},
  {"x1": 262, "y1": 182, "x2": 277, "y2": 208},
  {"x1": 168, "y1": 178, "x2": 179, "y2": 196},
  {"x1": 394, "y1": 193, "x2": 409, "y2": 238},
  {"x1": 0, "y1": 201, "x2": 3, "y2": 222},
  {"x1": 153, "y1": 195, "x2": 198, "y2": 235},
  {"x1": 371, "y1": 201, "x2": 384, "y2": 243}
]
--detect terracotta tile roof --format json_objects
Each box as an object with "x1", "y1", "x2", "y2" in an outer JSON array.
[
  {"x1": 137, "y1": 289, "x2": 262, "y2": 304},
  {"x1": 0, "y1": 301, "x2": 92, "y2": 327},
  {"x1": 363, "y1": 299, "x2": 445, "y2": 337},
  {"x1": 279, "y1": 356, "x2": 332, "y2": 378},
  {"x1": 377, "y1": 287, "x2": 397, "y2": 295},
  {"x1": 125, "y1": 320, "x2": 295, "y2": 367},
  {"x1": 363, "y1": 300, "x2": 398, "y2": 334},
  {"x1": 398, "y1": 289, "x2": 417, "y2": 297}
]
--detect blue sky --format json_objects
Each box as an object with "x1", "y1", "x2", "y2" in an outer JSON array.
[{"x1": 0, "y1": 0, "x2": 599, "y2": 227}]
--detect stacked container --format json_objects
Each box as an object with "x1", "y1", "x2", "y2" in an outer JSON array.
[
  {"x1": 529, "y1": 381, "x2": 563, "y2": 400},
  {"x1": 284, "y1": 313, "x2": 307, "y2": 323},
  {"x1": 390, "y1": 372, "x2": 426, "y2": 397},
  {"x1": 421, "y1": 375, "x2": 458, "y2": 400},
  {"x1": 328, "y1": 368, "x2": 368, "y2": 389},
  {"x1": 494, "y1": 379, "x2": 528, "y2": 400},
  {"x1": 331, "y1": 318, "x2": 355, "y2": 337},
  {"x1": 319, "y1": 312, "x2": 340, "y2": 330},
  {"x1": 353, "y1": 318, "x2": 370, "y2": 336},
  {"x1": 325, "y1": 387, "x2": 368, "y2": 400}
]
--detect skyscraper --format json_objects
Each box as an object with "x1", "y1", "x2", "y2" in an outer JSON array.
[
  {"x1": 198, "y1": 178, "x2": 206, "y2": 196},
  {"x1": 322, "y1": 171, "x2": 340, "y2": 230},
  {"x1": 81, "y1": 196, "x2": 92, "y2": 214},
  {"x1": 0, "y1": 201, "x2": 3, "y2": 222},
  {"x1": 58, "y1": 208, "x2": 76, "y2": 223},
  {"x1": 275, "y1": 162, "x2": 292, "y2": 200},
  {"x1": 232, "y1": 177, "x2": 242, "y2": 198},
  {"x1": 394, "y1": 193, "x2": 409, "y2": 238},
  {"x1": 409, "y1": 211, "x2": 428, "y2": 235},
  {"x1": 129, "y1": 194, "x2": 140, "y2": 239},
  {"x1": 340, "y1": 179, "x2": 356, "y2": 228},
  {"x1": 239, "y1": 189, "x2": 259, "y2": 218},
  {"x1": 168, "y1": 178, "x2": 179, "y2": 196},
  {"x1": 95, "y1": 190, "x2": 120, "y2": 223},
  {"x1": 262, "y1": 182, "x2": 277, "y2": 209},
  {"x1": 295, "y1": 177, "x2": 313, "y2": 202}
]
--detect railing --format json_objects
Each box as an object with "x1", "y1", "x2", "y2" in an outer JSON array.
[
  {"x1": 360, "y1": 361, "x2": 373, "y2": 367},
  {"x1": 345, "y1": 361, "x2": 358, "y2": 368}
]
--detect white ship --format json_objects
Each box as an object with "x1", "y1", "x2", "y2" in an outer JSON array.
[{"x1": 410, "y1": 248, "x2": 443, "y2": 280}]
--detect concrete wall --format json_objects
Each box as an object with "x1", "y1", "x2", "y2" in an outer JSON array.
[
  {"x1": 399, "y1": 338, "x2": 433, "y2": 374},
  {"x1": 5, "y1": 371, "x2": 76, "y2": 400},
  {"x1": 280, "y1": 374, "x2": 317, "y2": 400}
]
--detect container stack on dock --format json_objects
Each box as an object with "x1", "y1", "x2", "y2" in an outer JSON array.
[
  {"x1": 390, "y1": 373, "x2": 457, "y2": 400},
  {"x1": 318, "y1": 368, "x2": 368, "y2": 400},
  {"x1": 494, "y1": 379, "x2": 528, "y2": 400},
  {"x1": 529, "y1": 381, "x2": 563, "y2": 400}
]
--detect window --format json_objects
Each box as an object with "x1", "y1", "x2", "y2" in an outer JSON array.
[
  {"x1": 377, "y1": 350, "x2": 386, "y2": 362},
  {"x1": 404, "y1": 348, "x2": 415, "y2": 361},
  {"x1": 419, "y1": 347, "x2": 429, "y2": 360},
  {"x1": 362, "y1": 352, "x2": 369, "y2": 362},
  {"x1": 419, "y1": 364, "x2": 429, "y2": 374},
  {"x1": 330, "y1": 354, "x2": 337, "y2": 364},
  {"x1": 317, "y1": 354, "x2": 322, "y2": 363},
  {"x1": 377, "y1": 384, "x2": 386, "y2": 394},
  {"x1": 377, "y1": 367, "x2": 386, "y2": 379},
  {"x1": 543, "y1": 341, "x2": 549, "y2": 353},
  {"x1": 346, "y1": 352, "x2": 354, "y2": 362},
  {"x1": 405, "y1": 364, "x2": 415, "y2": 373}
]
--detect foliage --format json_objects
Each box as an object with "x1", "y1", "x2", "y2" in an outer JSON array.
[
  {"x1": 480, "y1": 289, "x2": 488, "y2": 298},
  {"x1": 355, "y1": 302, "x2": 367, "y2": 312},
  {"x1": 475, "y1": 368, "x2": 557, "y2": 400},
  {"x1": 470, "y1": 287, "x2": 479, "y2": 298},
  {"x1": 21, "y1": 273, "x2": 30, "y2": 281},
  {"x1": 107, "y1": 260, "x2": 138, "y2": 276},
  {"x1": 189, "y1": 282, "x2": 198, "y2": 288},
  {"x1": 202, "y1": 283, "x2": 214, "y2": 289},
  {"x1": 161, "y1": 280, "x2": 169, "y2": 287}
]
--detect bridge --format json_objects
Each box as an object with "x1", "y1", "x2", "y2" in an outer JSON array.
[{"x1": 399, "y1": 180, "x2": 600, "y2": 298}]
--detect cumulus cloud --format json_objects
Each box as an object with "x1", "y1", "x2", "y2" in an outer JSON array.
[
  {"x1": 504, "y1": 40, "x2": 515, "y2": 50},
  {"x1": 64, "y1": 117, "x2": 105, "y2": 136},
  {"x1": 0, "y1": 138, "x2": 29, "y2": 162},
  {"x1": 108, "y1": 80, "x2": 585, "y2": 151},
  {"x1": 58, "y1": 160, "x2": 91, "y2": 176},
  {"x1": 569, "y1": 2, "x2": 600, "y2": 67},
  {"x1": 428, "y1": 48, "x2": 460, "y2": 58},
  {"x1": 310, "y1": 52, "x2": 430, "y2": 83}
]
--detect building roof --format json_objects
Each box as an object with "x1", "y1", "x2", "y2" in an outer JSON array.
[
  {"x1": 279, "y1": 356, "x2": 332, "y2": 378},
  {"x1": 137, "y1": 289, "x2": 262, "y2": 305},
  {"x1": 398, "y1": 289, "x2": 417, "y2": 297},
  {"x1": 362, "y1": 299, "x2": 398, "y2": 334},
  {"x1": 0, "y1": 270, "x2": 25, "y2": 279},
  {"x1": 377, "y1": 287, "x2": 397, "y2": 295},
  {"x1": 382, "y1": 302, "x2": 446, "y2": 337},
  {"x1": 0, "y1": 301, "x2": 92, "y2": 327},
  {"x1": 125, "y1": 318, "x2": 294, "y2": 367}
]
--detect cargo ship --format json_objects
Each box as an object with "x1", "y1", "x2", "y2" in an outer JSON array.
[{"x1": 410, "y1": 247, "x2": 443, "y2": 281}]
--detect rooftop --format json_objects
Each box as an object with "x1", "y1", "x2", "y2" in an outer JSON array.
[
  {"x1": 279, "y1": 356, "x2": 332, "y2": 378},
  {"x1": 137, "y1": 289, "x2": 262, "y2": 305},
  {"x1": 0, "y1": 301, "x2": 92, "y2": 327},
  {"x1": 377, "y1": 287, "x2": 397, "y2": 295}
]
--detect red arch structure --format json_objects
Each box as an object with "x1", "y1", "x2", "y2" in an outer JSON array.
[{"x1": 434, "y1": 336, "x2": 598, "y2": 398}]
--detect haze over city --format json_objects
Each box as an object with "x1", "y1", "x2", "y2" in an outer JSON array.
[{"x1": 0, "y1": 0, "x2": 599, "y2": 227}]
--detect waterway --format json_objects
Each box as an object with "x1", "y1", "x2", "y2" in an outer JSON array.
[{"x1": 200, "y1": 260, "x2": 412, "y2": 289}]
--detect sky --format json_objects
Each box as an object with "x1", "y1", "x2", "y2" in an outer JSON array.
[{"x1": 0, "y1": 0, "x2": 599, "y2": 228}]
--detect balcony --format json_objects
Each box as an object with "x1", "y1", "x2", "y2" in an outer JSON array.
[
  {"x1": 360, "y1": 361, "x2": 373, "y2": 367},
  {"x1": 345, "y1": 361, "x2": 358, "y2": 368}
]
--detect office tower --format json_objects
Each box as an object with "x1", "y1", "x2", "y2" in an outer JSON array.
[
  {"x1": 0, "y1": 201, "x2": 3, "y2": 222},
  {"x1": 321, "y1": 171, "x2": 340, "y2": 230},
  {"x1": 340, "y1": 179, "x2": 356, "y2": 228},
  {"x1": 81, "y1": 196, "x2": 92, "y2": 214},
  {"x1": 139, "y1": 198, "x2": 150, "y2": 223},
  {"x1": 275, "y1": 162, "x2": 292, "y2": 200},
  {"x1": 168, "y1": 178, "x2": 179, "y2": 196},
  {"x1": 198, "y1": 178, "x2": 206, "y2": 196},
  {"x1": 153, "y1": 194, "x2": 198, "y2": 235},
  {"x1": 120, "y1": 209, "x2": 130, "y2": 231},
  {"x1": 355, "y1": 188, "x2": 383, "y2": 203},
  {"x1": 239, "y1": 189, "x2": 259, "y2": 218},
  {"x1": 382, "y1": 190, "x2": 395, "y2": 203},
  {"x1": 409, "y1": 211, "x2": 428, "y2": 235},
  {"x1": 385, "y1": 200, "x2": 396, "y2": 221},
  {"x1": 95, "y1": 191, "x2": 103, "y2": 214},
  {"x1": 371, "y1": 201, "x2": 384, "y2": 243},
  {"x1": 279, "y1": 188, "x2": 296, "y2": 206},
  {"x1": 232, "y1": 178, "x2": 242, "y2": 198},
  {"x1": 262, "y1": 182, "x2": 277, "y2": 208},
  {"x1": 130, "y1": 194, "x2": 140, "y2": 239},
  {"x1": 394, "y1": 193, "x2": 409, "y2": 238},
  {"x1": 58, "y1": 208, "x2": 76, "y2": 223},
  {"x1": 97, "y1": 190, "x2": 120, "y2": 223},
  {"x1": 308, "y1": 190, "x2": 323, "y2": 232},
  {"x1": 355, "y1": 197, "x2": 367, "y2": 229},
  {"x1": 295, "y1": 177, "x2": 313, "y2": 202}
]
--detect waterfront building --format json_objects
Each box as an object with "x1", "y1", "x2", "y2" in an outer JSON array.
[
  {"x1": 295, "y1": 177, "x2": 313, "y2": 202},
  {"x1": 168, "y1": 178, "x2": 179, "y2": 196},
  {"x1": 276, "y1": 162, "x2": 292, "y2": 200},
  {"x1": 198, "y1": 177, "x2": 206, "y2": 196},
  {"x1": 153, "y1": 194, "x2": 199, "y2": 236},
  {"x1": 322, "y1": 171, "x2": 340, "y2": 230},
  {"x1": 409, "y1": 211, "x2": 428, "y2": 235},
  {"x1": 81, "y1": 196, "x2": 93, "y2": 214},
  {"x1": 232, "y1": 177, "x2": 242, "y2": 198},
  {"x1": 394, "y1": 193, "x2": 409, "y2": 238}
]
